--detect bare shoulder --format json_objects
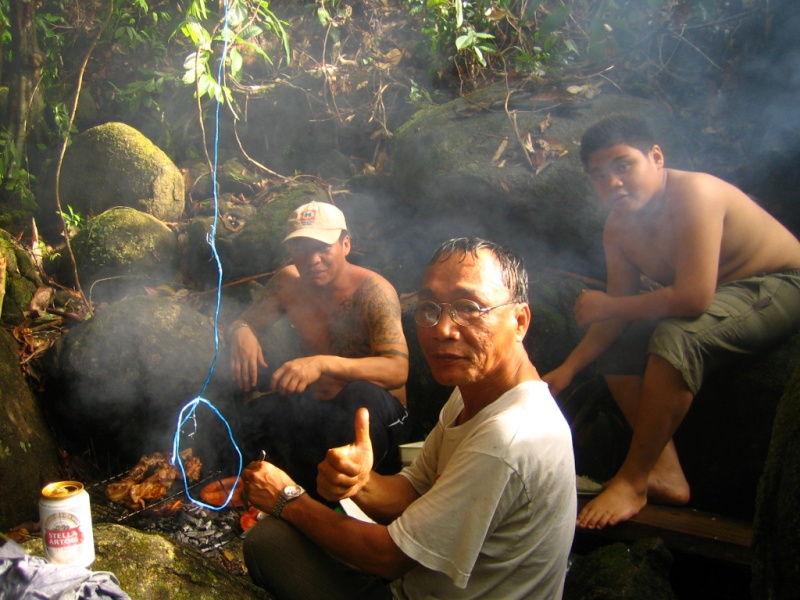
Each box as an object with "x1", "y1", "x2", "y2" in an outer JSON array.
[
  {"x1": 351, "y1": 266, "x2": 401, "y2": 306},
  {"x1": 269, "y1": 265, "x2": 303, "y2": 301},
  {"x1": 666, "y1": 169, "x2": 744, "y2": 208}
]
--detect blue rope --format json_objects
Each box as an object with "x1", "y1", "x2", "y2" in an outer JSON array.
[{"x1": 171, "y1": 0, "x2": 244, "y2": 511}]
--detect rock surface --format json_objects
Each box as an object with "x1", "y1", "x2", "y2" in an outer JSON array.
[
  {"x1": 66, "y1": 206, "x2": 180, "y2": 303},
  {"x1": 45, "y1": 295, "x2": 236, "y2": 467},
  {"x1": 20, "y1": 523, "x2": 272, "y2": 599},
  {"x1": 0, "y1": 329, "x2": 61, "y2": 531},
  {"x1": 47, "y1": 122, "x2": 185, "y2": 227},
  {"x1": 390, "y1": 87, "x2": 685, "y2": 281}
]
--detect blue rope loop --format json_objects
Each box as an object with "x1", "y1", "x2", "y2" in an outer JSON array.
[
  {"x1": 171, "y1": 0, "x2": 244, "y2": 510},
  {"x1": 172, "y1": 397, "x2": 244, "y2": 511}
]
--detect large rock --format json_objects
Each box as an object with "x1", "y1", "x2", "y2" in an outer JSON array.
[
  {"x1": 21, "y1": 523, "x2": 271, "y2": 599},
  {"x1": 0, "y1": 329, "x2": 61, "y2": 531},
  {"x1": 45, "y1": 295, "x2": 237, "y2": 467},
  {"x1": 390, "y1": 87, "x2": 684, "y2": 281},
  {"x1": 67, "y1": 207, "x2": 180, "y2": 303},
  {"x1": 51, "y1": 122, "x2": 185, "y2": 224},
  {"x1": 751, "y1": 361, "x2": 800, "y2": 597}
]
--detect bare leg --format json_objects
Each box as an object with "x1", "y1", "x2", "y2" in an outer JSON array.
[
  {"x1": 605, "y1": 375, "x2": 690, "y2": 504},
  {"x1": 578, "y1": 356, "x2": 692, "y2": 529}
]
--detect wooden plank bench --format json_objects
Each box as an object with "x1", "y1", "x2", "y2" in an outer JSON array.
[{"x1": 574, "y1": 498, "x2": 754, "y2": 566}]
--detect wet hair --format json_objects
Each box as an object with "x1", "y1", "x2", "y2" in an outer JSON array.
[
  {"x1": 428, "y1": 237, "x2": 528, "y2": 303},
  {"x1": 580, "y1": 114, "x2": 657, "y2": 167}
]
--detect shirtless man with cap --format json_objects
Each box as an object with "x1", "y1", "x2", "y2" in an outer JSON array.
[{"x1": 229, "y1": 201, "x2": 409, "y2": 499}]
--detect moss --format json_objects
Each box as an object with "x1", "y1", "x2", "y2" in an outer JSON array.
[{"x1": 23, "y1": 524, "x2": 271, "y2": 599}]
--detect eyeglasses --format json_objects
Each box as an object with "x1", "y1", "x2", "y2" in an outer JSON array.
[{"x1": 414, "y1": 299, "x2": 517, "y2": 328}]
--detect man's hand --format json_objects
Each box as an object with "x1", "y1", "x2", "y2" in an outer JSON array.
[
  {"x1": 271, "y1": 356, "x2": 325, "y2": 395},
  {"x1": 542, "y1": 365, "x2": 575, "y2": 397},
  {"x1": 317, "y1": 408, "x2": 374, "y2": 501},
  {"x1": 242, "y1": 460, "x2": 295, "y2": 514},
  {"x1": 574, "y1": 290, "x2": 616, "y2": 327},
  {"x1": 230, "y1": 325, "x2": 268, "y2": 392}
]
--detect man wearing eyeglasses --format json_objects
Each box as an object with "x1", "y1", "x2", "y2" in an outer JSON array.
[
  {"x1": 241, "y1": 237, "x2": 577, "y2": 599},
  {"x1": 228, "y1": 201, "x2": 409, "y2": 501}
]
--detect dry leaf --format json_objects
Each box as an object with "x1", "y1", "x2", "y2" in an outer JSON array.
[
  {"x1": 521, "y1": 132, "x2": 535, "y2": 153},
  {"x1": 383, "y1": 48, "x2": 403, "y2": 66},
  {"x1": 485, "y1": 7, "x2": 507, "y2": 22}
]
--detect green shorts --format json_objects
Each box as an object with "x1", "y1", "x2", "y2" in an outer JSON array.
[{"x1": 597, "y1": 270, "x2": 800, "y2": 394}]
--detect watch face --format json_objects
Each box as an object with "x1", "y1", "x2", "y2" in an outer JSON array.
[{"x1": 283, "y1": 485, "x2": 305, "y2": 499}]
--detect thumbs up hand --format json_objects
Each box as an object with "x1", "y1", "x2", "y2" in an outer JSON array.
[{"x1": 317, "y1": 408, "x2": 374, "y2": 501}]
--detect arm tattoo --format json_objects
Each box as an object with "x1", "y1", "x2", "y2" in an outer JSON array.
[
  {"x1": 329, "y1": 276, "x2": 406, "y2": 358},
  {"x1": 360, "y1": 277, "x2": 406, "y2": 347}
]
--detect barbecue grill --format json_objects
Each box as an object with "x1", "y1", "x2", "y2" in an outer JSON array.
[{"x1": 86, "y1": 470, "x2": 244, "y2": 556}]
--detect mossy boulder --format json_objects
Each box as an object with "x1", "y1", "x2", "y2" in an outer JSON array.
[
  {"x1": 0, "y1": 228, "x2": 46, "y2": 325},
  {"x1": 391, "y1": 88, "x2": 685, "y2": 281},
  {"x1": 45, "y1": 295, "x2": 236, "y2": 466},
  {"x1": 69, "y1": 207, "x2": 179, "y2": 303},
  {"x1": 0, "y1": 329, "x2": 61, "y2": 531},
  {"x1": 53, "y1": 122, "x2": 185, "y2": 224},
  {"x1": 21, "y1": 523, "x2": 272, "y2": 599}
]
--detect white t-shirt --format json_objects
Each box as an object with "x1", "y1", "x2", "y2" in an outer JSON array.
[{"x1": 387, "y1": 380, "x2": 576, "y2": 600}]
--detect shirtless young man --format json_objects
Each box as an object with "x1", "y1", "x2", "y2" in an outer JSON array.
[
  {"x1": 229, "y1": 201, "x2": 409, "y2": 498},
  {"x1": 543, "y1": 114, "x2": 800, "y2": 529}
]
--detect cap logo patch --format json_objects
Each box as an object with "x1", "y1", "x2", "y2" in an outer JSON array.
[{"x1": 299, "y1": 209, "x2": 316, "y2": 226}]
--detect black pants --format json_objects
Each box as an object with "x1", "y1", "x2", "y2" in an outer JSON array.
[
  {"x1": 241, "y1": 381, "x2": 408, "y2": 501},
  {"x1": 244, "y1": 516, "x2": 392, "y2": 600}
]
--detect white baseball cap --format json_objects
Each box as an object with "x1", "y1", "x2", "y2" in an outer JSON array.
[{"x1": 283, "y1": 201, "x2": 348, "y2": 245}]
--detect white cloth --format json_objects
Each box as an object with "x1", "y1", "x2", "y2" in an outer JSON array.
[
  {"x1": 0, "y1": 539, "x2": 130, "y2": 600},
  {"x1": 387, "y1": 381, "x2": 576, "y2": 600}
]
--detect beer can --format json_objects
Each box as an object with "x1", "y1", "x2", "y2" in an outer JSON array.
[{"x1": 39, "y1": 481, "x2": 95, "y2": 568}]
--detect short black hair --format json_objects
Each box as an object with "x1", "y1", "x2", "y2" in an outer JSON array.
[
  {"x1": 428, "y1": 237, "x2": 528, "y2": 303},
  {"x1": 580, "y1": 114, "x2": 657, "y2": 166}
]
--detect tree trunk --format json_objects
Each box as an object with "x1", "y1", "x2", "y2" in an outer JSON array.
[{"x1": 3, "y1": 0, "x2": 44, "y2": 208}]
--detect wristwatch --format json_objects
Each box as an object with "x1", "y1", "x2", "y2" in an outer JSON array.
[{"x1": 272, "y1": 484, "x2": 306, "y2": 519}]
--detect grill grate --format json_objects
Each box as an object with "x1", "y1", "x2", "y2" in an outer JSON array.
[{"x1": 86, "y1": 470, "x2": 244, "y2": 554}]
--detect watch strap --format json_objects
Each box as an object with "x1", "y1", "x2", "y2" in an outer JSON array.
[
  {"x1": 272, "y1": 495, "x2": 289, "y2": 519},
  {"x1": 272, "y1": 486, "x2": 305, "y2": 519}
]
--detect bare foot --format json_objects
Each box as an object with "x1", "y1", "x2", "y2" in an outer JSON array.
[
  {"x1": 576, "y1": 477, "x2": 646, "y2": 529},
  {"x1": 647, "y1": 464, "x2": 690, "y2": 506}
]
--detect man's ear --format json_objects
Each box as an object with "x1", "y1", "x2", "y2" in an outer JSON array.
[
  {"x1": 515, "y1": 303, "x2": 532, "y2": 341},
  {"x1": 649, "y1": 144, "x2": 665, "y2": 167},
  {"x1": 341, "y1": 234, "x2": 352, "y2": 256}
]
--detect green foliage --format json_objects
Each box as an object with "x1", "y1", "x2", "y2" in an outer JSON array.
[
  {"x1": 110, "y1": 69, "x2": 176, "y2": 115},
  {"x1": 178, "y1": 0, "x2": 291, "y2": 104},
  {"x1": 405, "y1": 0, "x2": 749, "y2": 87},
  {"x1": 0, "y1": 130, "x2": 36, "y2": 211},
  {"x1": 407, "y1": 0, "x2": 574, "y2": 80},
  {"x1": 57, "y1": 205, "x2": 83, "y2": 237}
]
